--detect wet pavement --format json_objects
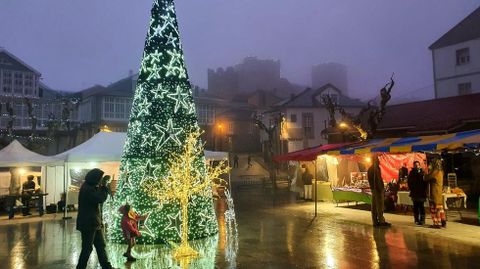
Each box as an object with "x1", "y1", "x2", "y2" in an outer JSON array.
[{"x1": 1, "y1": 186, "x2": 480, "y2": 269}]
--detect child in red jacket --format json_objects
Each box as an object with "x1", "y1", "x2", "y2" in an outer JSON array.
[{"x1": 119, "y1": 204, "x2": 146, "y2": 261}]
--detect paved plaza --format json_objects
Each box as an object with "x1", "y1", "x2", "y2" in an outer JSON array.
[{"x1": 1, "y1": 185, "x2": 480, "y2": 269}]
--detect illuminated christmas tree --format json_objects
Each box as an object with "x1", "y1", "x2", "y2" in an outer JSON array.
[{"x1": 105, "y1": 0, "x2": 218, "y2": 244}]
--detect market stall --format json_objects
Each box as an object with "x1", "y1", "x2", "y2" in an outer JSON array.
[
  {"x1": 273, "y1": 143, "x2": 355, "y2": 215},
  {"x1": 0, "y1": 140, "x2": 64, "y2": 214},
  {"x1": 327, "y1": 129, "x2": 480, "y2": 209}
]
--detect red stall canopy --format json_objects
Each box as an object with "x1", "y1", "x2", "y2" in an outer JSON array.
[{"x1": 273, "y1": 143, "x2": 354, "y2": 162}]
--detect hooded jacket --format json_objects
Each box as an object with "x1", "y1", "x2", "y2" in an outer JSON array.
[{"x1": 76, "y1": 168, "x2": 109, "y2": 231}]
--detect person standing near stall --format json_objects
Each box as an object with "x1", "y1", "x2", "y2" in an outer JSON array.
[
  {"x1": 408, "y1": 161, "x2": 427, "y2": 225},
  {"x1": 367, "y1": 156, "x2": 391, "y2": 227},
  {"x1": 21, "y1": 175, "x2": 36, "y2": 216},
  {"x1": 425, "y1": 158, "x2": 446, "y2": 228},
  {"x1": 302, "y1": 165, "x2": 313, "y2": 201}
]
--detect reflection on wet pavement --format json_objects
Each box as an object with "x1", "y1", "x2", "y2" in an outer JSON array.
[{"x1": 1, "y1": 186, "x2": 480, "y2": 268}]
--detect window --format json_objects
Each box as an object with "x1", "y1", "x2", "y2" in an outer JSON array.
[
  {"x1": 103, "y1": 97, "x2": 132, "y2": 120},
  {"x1": 458, "y1": 82, "x2": 472, "y2": 96},
  {"x1": 2, "y1": 70, "x2": 12, "y2": 93},
  {"x1": 456, "y1": 48, "x2": 470, "y2": 65},
  {"x1": 24, "y1": 73, "x2": 34, "y2": 96},
  {"x1": 290, "y1": 114, "x2": 297, "y2": 123},
  {"x1": 13, "y1": 72, "x2": 23, "y2": 95},
  {"x1": 302, "y1": 113, "x2": 314, "y2": 139},
  {"x1": 321, "y1": 93, "x2": 338, "y2": 105},
  {"x1": 196, "y1": 104, "x2": 215, "y2": 125}
]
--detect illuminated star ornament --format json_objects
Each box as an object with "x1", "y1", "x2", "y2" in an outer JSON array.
[
  {"x1": 106, "y1": 0, "x2": 218, "y2": 245},
  {"x1": 167, "y1": 85, "x2": 189, "y2": 113}
]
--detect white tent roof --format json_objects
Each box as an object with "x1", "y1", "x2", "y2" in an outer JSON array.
[
  {"x1": 57, "y1": 131, "x2": 230, "y2": 163},
  {"x1": 57, "y1": 132, "x2": 127, "y2": 162},
  {"x1": 0, "y1": 140, "x2": 64, "y2": 167}
]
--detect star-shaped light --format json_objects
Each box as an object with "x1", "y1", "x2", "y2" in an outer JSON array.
[
  {"x1": 165, "y1": 49, "x2": 186, "y2": 78},
  {"x1": 140, "y1": 208, "x2": 157, "y2": 239},
  {"x1": 142, "y1": 132, "x2": 156, "y2": 149},
  {"x1": 167, "y1": 85, "x2": 189, "y2": 113},
  {"x1": 165, "y1": 32, "x2": 178, "y2": 48},
  {"x1": 151, "y1": 84, "x2": 168, "y2": 100},
  {"x1": 160, "y1": 14, "x2": 178, "y2": 35},
  {"x1": 146, "y1": 63, "x2": 162, "y2": 81},
  {"x1": 154, "y1": 119, "x2": 183, "y2": 150},
  {"x1": 148, "y1": 50, "x2": 163, "y2": 65},
  {"x1": 163, "y1": 210, "x2": 182, "y2": 239},
  {"x1": 135, "y1": 96, "x2": 151, "y2": 118}
]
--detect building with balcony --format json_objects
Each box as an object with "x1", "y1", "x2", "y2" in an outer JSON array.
[{"x1": 264, "y1": 84, "x2": 364, "y2": 154}]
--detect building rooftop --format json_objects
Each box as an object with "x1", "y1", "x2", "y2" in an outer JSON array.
[
  {"x1": 274, "y1": 84, "x2": 364, "y2": 109},
  {"x1": 378, "y1": 93, "x2": 480, "y2": 134},
  {"x1": 429, "y1": 6, "x2": 480, "y2": 50}
]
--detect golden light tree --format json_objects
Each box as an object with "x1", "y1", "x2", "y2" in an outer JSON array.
[{"x1": 143, "y1": 130, "x2": 230, "y2": 260}]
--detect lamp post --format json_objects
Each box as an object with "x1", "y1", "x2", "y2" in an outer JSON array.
[{"x1": 217, "y1": 123, "x2": 223, "y2": 151}]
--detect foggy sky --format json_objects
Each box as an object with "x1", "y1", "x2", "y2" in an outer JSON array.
[{"x1": 0, "y1": 0, "x2": 479, "y2": 101}]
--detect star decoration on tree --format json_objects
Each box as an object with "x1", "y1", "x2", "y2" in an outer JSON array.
[
  {"x1": 141, "y1": 208, "x2": 158, "y2": 239},
  {"x1": 164, "y1": 210, "x2": 182, "y2": 239},
  {"x1": 142, "y1": 132, "x2": 157, "y2": 149},
  {"x1": 146, "y1": 63, "x2": 162, "y2": 81},
  {"x1": 148, "y1": 50, "x2": 163, "y2": 65},
  {"x1": 165, "y1": 32, "x2": 178, "y2": 48},
  {"x1": 135, "y1": 96, "x2": 152, "y2": 118},
  {"x1": 167, "y1": 85, "x2": 189, "y2": 113},
  {"x1": 165, "y1": 49, "x2": 186, "y2": 78},
  {"x1": 154, "y1": 118, "x2": 183, "y2": 150},
  {"x1": 160, "y1": 14, "x2": 178, "y2": 34},
  {"x1": 152, "y1": 84, "x2": 169, "y2": 100}
]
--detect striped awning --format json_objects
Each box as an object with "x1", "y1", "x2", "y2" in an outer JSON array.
[{"x1": 327, "y1": 129, "x2": 480, "y2": 155}]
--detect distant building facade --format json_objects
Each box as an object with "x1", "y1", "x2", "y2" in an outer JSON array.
[
  {"x1": 208, "y1": 57, "x2": 301, "y2": 99},
  {"x1": 0, "y1": 49, "x2": 67, "y2": 131},
  {"x1": 430, "y1": 7, "x2": 480, "y2": 98},
  {"x1": 312, "y1": 62, "x2": 348, "y2": 96},
  {"x1": 264, "y1": 84, "x2": 364, "y2": 154},
  {"x1": 74, "y1": 74, "x2": 229, "y2": 150},
  {"x1": 0, "y1": 49, "x2": 75, "y2": 154}
]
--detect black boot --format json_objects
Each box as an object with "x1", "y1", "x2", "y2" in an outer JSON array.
[{"x1": 419, "y1": 215, "x2": 425, "y2": 225}]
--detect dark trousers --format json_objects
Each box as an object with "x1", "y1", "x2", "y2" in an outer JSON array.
[
  {"x1": 77, "y1": 229, "x2": 112, "y2": 269},
  {"x1": 371, "y1": 191, "x2": 385, "y2": 225},
  {"x1": 412, "y1": 199, "x2": 426, "y2": 223}
]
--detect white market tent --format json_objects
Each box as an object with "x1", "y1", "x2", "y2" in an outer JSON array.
[
  {"x1": 57, "y1": 131, "x2": 229, "y2": 163},
  {"x1": 55, "y1": 131, "x2": 230, "y2": 205},
  {"x1": 56, "y1": 132, "x2": 127, "y2": 163},
  {"x1": 0, "y1": 140, "x2": 63, "y2": 167},
  {"x1": 0, "y1": 140, "x2": 64, "y2": 205}
]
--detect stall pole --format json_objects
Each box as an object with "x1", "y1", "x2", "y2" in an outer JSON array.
[
  {"x1": 314, "y1": 159, "x2": 318, "y2": 217},
  {"x1": 63, "y1": 163, "x2": 71, "y2": 220}
]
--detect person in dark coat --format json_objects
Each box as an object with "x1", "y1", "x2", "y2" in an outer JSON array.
[
  {"x1": 21, "y1": 175, "x2": 36, "y2": 216},
  {"x1": 408, "y1": 161, "x2": 427, "y2": 225},
  {"x1": 398, "y1": 163, "x2": 408, "y2": 183},
  {"x1": 76, "y1": 168, "x2": 117, "y2": 269},
  {"x1": 233, "y1": 154, "x2": 239, "y2": 168},
  {"x1": 367, "y1": 156, "x2": 391, "y2": 227}
]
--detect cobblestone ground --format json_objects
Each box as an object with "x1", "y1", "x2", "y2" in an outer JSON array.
[{"x1": 1, "y1": 185, "x2": 480, "y2": 269}]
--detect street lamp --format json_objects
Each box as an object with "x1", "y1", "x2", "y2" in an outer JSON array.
[
  {"x1": 216, "y1": 123, "x2": 224, "y2": 151},
  {"x1": 337, "y1": 121, "x2": 367, "y2": 141}
]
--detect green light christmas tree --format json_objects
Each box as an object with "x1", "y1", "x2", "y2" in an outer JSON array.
[{"x1": 105, "y1": 0, "x2": 218, "y2": 244}]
